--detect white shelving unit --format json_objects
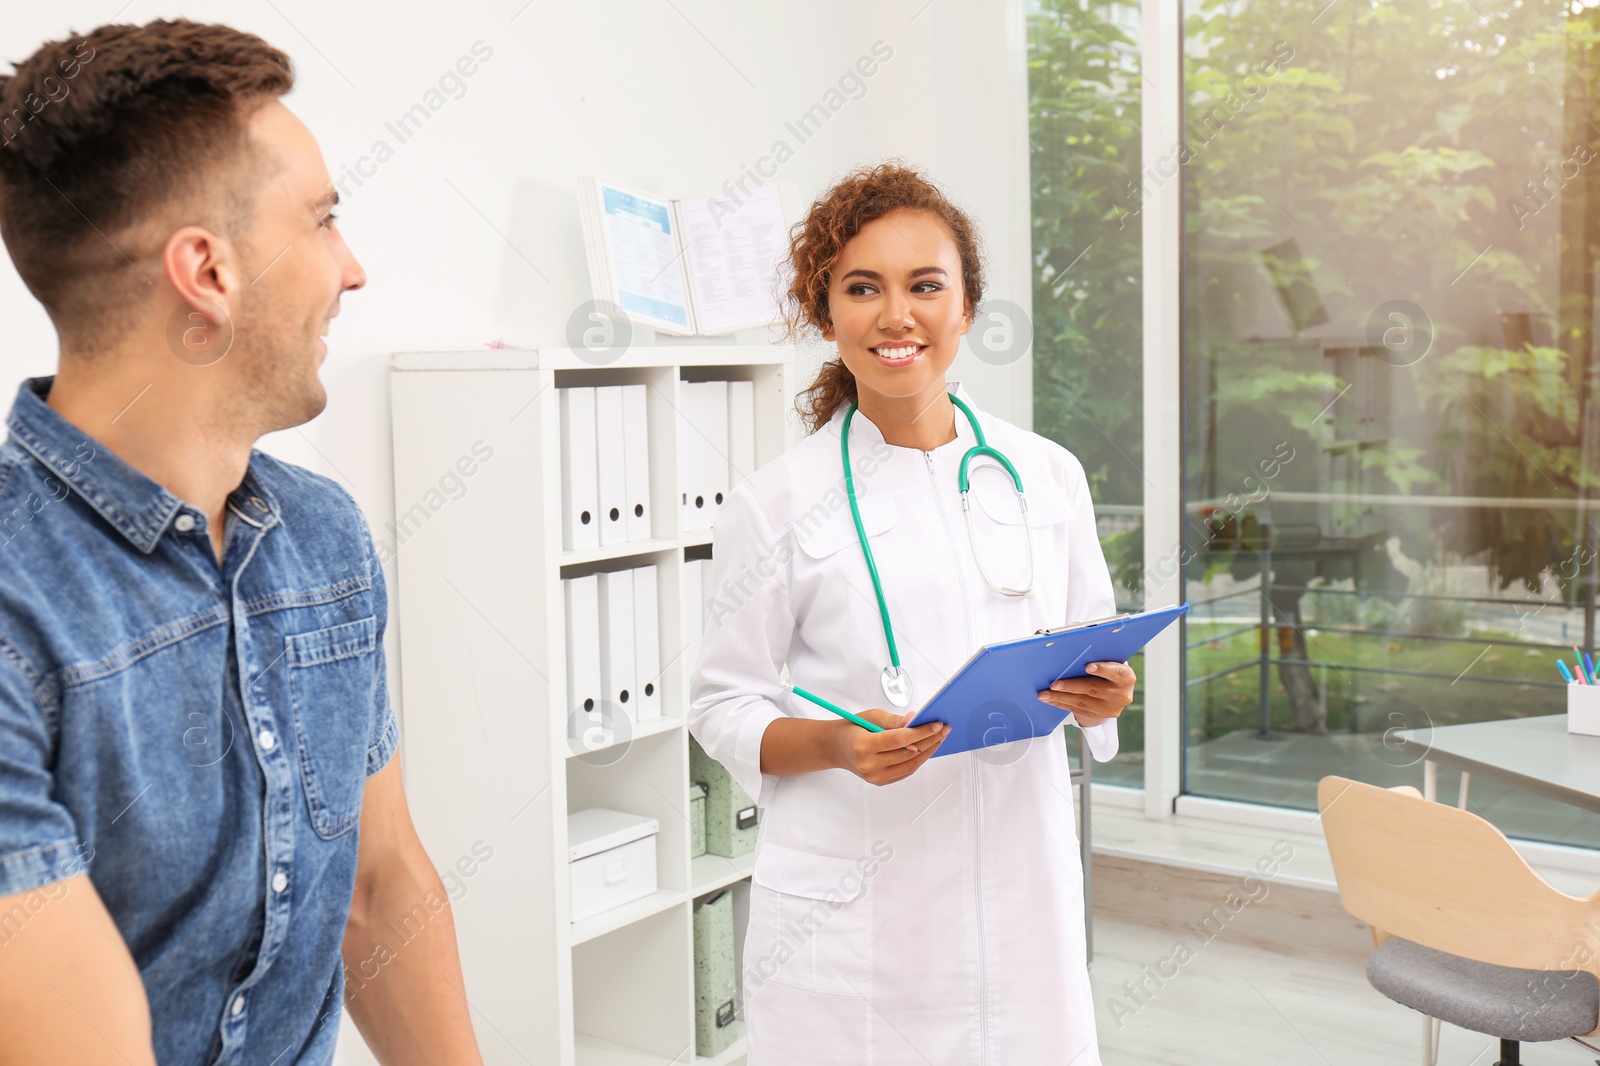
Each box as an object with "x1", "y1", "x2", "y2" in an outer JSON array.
[{"x1": 388, "y1": 346, "x2": 797, "y2": 1066}]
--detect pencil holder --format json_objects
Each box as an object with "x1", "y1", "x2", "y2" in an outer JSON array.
[{"x1": 1567, "y1": 683, "x2": 1600, "y2": 736}]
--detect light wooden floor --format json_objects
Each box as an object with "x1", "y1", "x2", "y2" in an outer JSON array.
[
  {"x1": 331, "y1": 798, "x2": 1600, "y2": 1065},
  {"x1": 334, "y1": 910, "x2": 1600, "y2": 1065},
  {"x1": 1091, "y1": 913, "x2": 1600, "y2": 1065}
]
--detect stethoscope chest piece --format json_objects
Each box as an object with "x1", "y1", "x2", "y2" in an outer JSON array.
[{"x1": 880, "y1": 665, "x2": 912, "y2": 708}]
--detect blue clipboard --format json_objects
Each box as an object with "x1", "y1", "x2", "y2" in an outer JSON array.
[{"x1": 906, "y1": 603, "x2": 1189, "y2": 758}]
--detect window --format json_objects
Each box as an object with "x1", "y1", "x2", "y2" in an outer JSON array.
[
  {"x1": 1028, "y1": 0, "x2": 1145, "y2": 788},
  {"x1": 1181, "y1": 0, "x2": 1600, "y2": 846}
]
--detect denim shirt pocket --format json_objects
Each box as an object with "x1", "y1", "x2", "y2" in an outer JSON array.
[{"x1": 285, "y1": 615, "x2": 378, "y2": 839}]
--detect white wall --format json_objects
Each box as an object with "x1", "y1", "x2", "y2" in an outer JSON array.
[{"x1": 0, "y1": 1, "x2": 1032, "y2": 1059}]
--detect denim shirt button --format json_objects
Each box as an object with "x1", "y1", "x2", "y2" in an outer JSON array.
[
  {"x1": 231, "y1": 994, "x2": 245, "y2": 1017},
  {"x1": 258, "y1": 730, "x2": 276, "y2": 752},
  {"x1": 174, "y1": 513, "x2": 196, "y2": 533},
  {"x1": 272, "y1": 870, "x2": 288, "y2": 893}
]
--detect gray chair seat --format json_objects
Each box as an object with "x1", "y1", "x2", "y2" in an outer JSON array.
[{"x1": 1368, "y1": 937, "x2": 1599, "y2": 1043}]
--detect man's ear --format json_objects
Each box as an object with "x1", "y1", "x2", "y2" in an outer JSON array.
[{"x1": 163, "y1": 225, "x2": 240, "y2": 328}]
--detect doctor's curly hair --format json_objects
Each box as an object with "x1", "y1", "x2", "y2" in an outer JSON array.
[{"x1": 784, "y1": 161, "x2": 986, "y2": 433}]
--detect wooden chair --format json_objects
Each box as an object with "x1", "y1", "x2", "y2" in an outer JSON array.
[{"x1": 1318, "y1": 775, "x2": 1600, "y2": 1065}]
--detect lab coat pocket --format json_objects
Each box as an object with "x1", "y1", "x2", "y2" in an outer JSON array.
[
  {"x1": 790, "y1": 493, "x2": 898, "y2": 558},
  {"x1": 790, "y1": 496, "x2": 898, "y2": 668},
  {"x1": 750, "y1": 842, "x2": 873, "y2": 996},
  {"x1": 971, "y1": 476, "x2": 1071, "y2": 601}
]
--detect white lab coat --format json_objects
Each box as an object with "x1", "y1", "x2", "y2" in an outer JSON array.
[{"x1": 689, "y1": 381, "x2": 1116, "y2": 1066}]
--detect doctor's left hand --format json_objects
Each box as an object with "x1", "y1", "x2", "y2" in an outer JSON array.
[{"x1": 1037, "y1": 661, "x2": 1137, "y2": 728}]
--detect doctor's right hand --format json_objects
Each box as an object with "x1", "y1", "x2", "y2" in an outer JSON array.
[{"x1": 832, "y1": 710, "x2": 951, "y2": 786}]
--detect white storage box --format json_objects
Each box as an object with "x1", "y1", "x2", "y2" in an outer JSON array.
[
  {"x1": 568, "y1": 808, "x2": 659, "y2": 922},
  {"x1": 1569, "y1": 684, "x2": 1600, "y2": 737}
]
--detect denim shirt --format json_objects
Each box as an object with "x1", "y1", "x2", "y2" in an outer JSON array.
[{"x1": 0, "y1": 376, "x2": 399, "y2": 1065}]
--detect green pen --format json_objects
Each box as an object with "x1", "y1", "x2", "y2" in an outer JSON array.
[{"x1": 789, "y1": 684, "x2": 886, "y2": 733}]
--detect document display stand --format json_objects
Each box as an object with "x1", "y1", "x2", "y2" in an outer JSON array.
[{"x1": 390, "y1": 346, "x2": 797, "y2": 1066}]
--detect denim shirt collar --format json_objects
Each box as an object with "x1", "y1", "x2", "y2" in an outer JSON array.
[{"x1": 5, "y1": 375, "x2": 278, "y2": 555}]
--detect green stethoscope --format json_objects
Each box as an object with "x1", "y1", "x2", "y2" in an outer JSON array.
[{"x1": 842, "y1": 392, "x2": 1036, "y2": 708}]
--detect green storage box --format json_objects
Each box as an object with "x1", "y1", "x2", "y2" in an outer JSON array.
[
  {"x1": 693, "y1": 889, "x2": 739, "y2": 1057},
  {"x1": 690, "y1": 736, "x2": 758, "y2": 857},
  {"x1": 689, "y1": 781, "x2": 707, "y2": 859}
]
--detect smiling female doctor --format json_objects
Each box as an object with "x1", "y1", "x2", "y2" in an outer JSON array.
[{"x1": 688, "y1": 163, "x2": 1136, "y2": 1066}]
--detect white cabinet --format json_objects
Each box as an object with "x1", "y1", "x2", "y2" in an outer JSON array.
[{"x1": 388, "y1": 346, "x2": 796, "y2": 1065}]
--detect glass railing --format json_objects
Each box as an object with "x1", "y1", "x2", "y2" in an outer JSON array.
[{"x1": 1182, "y1": 494, "x2": 1600, "y2": 847}]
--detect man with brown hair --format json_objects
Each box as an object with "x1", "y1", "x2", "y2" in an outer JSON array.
[{"x1": 0, "y1": 19, "x2": 483, "y2": 1065}]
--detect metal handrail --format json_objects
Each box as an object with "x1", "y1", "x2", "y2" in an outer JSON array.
[
  {"x1": 1100, "y1": 492, "x2": 1600, "y2": 515},
  {"x1": 1185, "y1": 653, "x2": 1565, "y2": 691},
  {"x1": 1187, "y1": 615, "x2": 1582, "y2": 653},
  {"x1": 1268, "y1": 582, "x2": 1563, "y2": 610}
]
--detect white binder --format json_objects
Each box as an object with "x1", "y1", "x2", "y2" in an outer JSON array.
[
  {"x1": 679, "y1": 387, "x2": 703, "y2": 530},
  {"x1": 681, "y1": 381, "x2": 730, "y2": 532},
  {"x1": 632, "y1": 564, "x2": 662, "y2": 721},
  {"x1": 681, "y1": 558, "x2": 705, "y2": 667},
  {"x1": 559, "y1": 388, "x2": 600, "y2": 551},
  {"x1": 564, "y1": 575, "x2": 605, "y2": 744},
  {"x1": 622, "y1": 384, "x2": 651, "y2": 542},
  {"x1": 596, "y1": 386, "x2": 629, "y2": 547},
  {"x1": 702, "y1": 380, "x2": 730, "y2": 527},
  {"x1": 597, "y1": 568, "x2": 638, "y2": 725},
  {"x1": 728, "y1": 379, "x2": 755, "y2": 494}
]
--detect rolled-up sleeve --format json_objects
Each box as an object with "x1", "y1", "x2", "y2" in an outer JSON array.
[
  {"x1": 0, "y1": 640, "x2": 84, "y2": 897},
  {"x1": 689, "y1": 484, "x2": 794, "y2": 808},
  {"x1": 1060, "y1": 453, "x2": 1121, "y2": 763}
]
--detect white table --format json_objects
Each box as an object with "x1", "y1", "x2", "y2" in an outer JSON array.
[{"x1": 1392, "y1": 713, "x2": 1600, "y2": 813}]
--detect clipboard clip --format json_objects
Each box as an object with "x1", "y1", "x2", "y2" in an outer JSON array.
[{"x1": 1035, "y1": 612, "x2": 1125, "y2": 637}]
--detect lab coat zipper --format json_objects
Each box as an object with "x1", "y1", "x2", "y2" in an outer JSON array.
[
  {"x1": 925, "y1": 447, "x2": 989, "y2": 1063},
  {"x1": 923, "y1": 449, "x2": 976, "y2": 687}
]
